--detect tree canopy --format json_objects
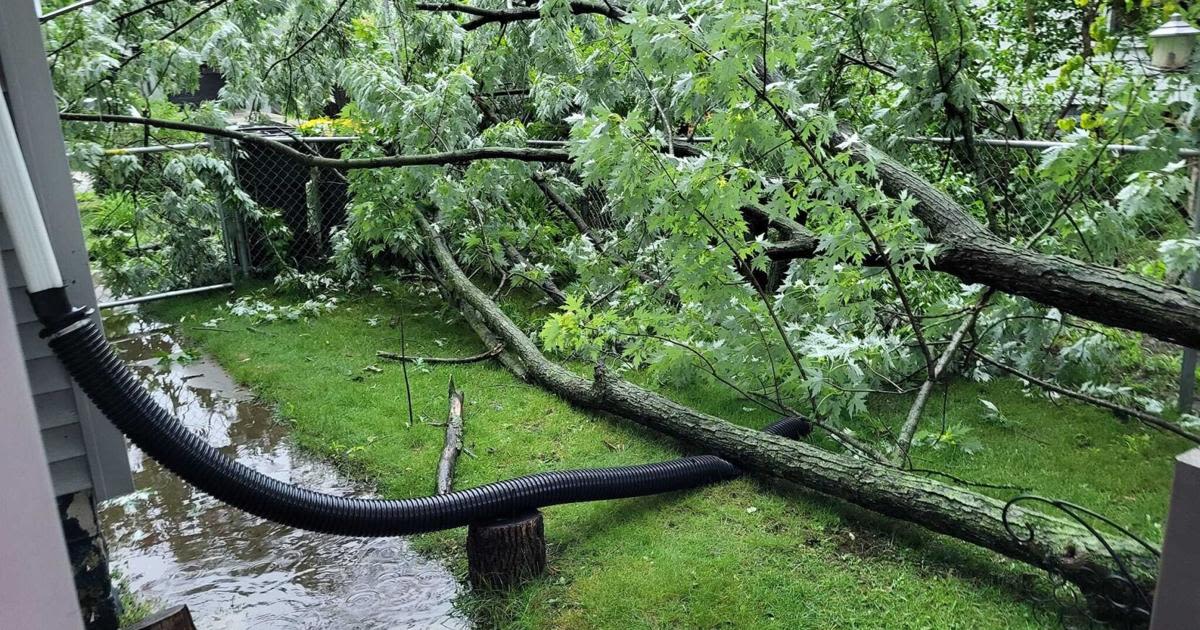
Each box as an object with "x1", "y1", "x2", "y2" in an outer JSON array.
[{"x1": 41, "y1": 0, "x2": 1200, "y2": 617}]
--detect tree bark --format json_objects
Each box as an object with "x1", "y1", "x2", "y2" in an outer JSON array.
[
  {"x1": 414, "y1": 210, "x2": 1158, "y2": 620},
  {"x1": 466, "y1": 511, "x2": 547, "y2": 589},
  {"x1": 832, "y1": 131, "x2": 1200, "y2": 349}
]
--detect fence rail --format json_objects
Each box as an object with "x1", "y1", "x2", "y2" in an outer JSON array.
[{"x1": 905, "y1": 135, "x2": 1200, "y2": 157}]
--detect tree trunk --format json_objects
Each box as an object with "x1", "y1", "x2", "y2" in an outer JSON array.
[
  {"x1": 836, "y1": 131, "x2": 1200, "y2": 349},
  {"x1": 414, "y1": 210, "x2": 1158, "y2": 621}
]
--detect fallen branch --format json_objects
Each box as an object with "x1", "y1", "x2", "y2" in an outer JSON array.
[
  {"x1": 417, "y1": 1, "x2": 626, "y2": 31},
  {"x1": 437, "y1": 377, "x2": 466, "y2": 495},
  {"x1": 377, "y1": 344, "x2": 503, "y2": 364},
  {"x1": 894, "y1": 290, "x2": 994, "y2": 464},
  {"x1": 58, "y1": 113, "x2": 570, "y2": 169},
  {"x1": 414, "y1": 209, "x2": 1158, "y2": 620},
  {"x1": 974, "y1": 352, "x2": 1200, "y2": 445},
  {"x1": 835, "y1": 129, "x2": 1200, "y2": 349},
  {"x1": 735, "y1": 60, "x2": 1200, "y2": 349}
]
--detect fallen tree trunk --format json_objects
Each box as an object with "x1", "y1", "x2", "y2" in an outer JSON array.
[
  {"x1": 835, "y1": 133, "x2": 1200, "y2": 349},
  {"x1": 413, "y1": 209, "x2": 1159, "y2": 620}
]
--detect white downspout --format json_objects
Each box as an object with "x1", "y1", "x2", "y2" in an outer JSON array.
[{"x1": 0, "y1": 88, "x2": 65, "y2": 292}]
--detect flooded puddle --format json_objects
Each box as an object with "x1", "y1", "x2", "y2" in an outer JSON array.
[{"x1": 99, "y1": 308, "x2": 464, "y2": 629}]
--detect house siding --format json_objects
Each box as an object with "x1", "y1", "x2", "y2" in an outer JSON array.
[{"x1": 0, "y1": 0, "x2": 132, "y2": 501}]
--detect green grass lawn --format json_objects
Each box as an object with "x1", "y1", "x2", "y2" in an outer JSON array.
[{"x1": 146, "y1": 284, "x2": 1184, "y2": 629}]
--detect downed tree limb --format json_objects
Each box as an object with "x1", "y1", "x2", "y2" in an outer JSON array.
[
  {"x1": 413, "y1": 209, "x2": 1159, "y2": 620},
  {"x1": 58, "y1": 113, "x2": 570, "y2": 169},
  {"x1": 973, "y1": 352, "x2": 1200, "y2": 445},
  {"x1": 831, "y1": 129, "x2": 1200, "y2": 350},
  {"x1": 738, "y1": 62, "x2": 1200, "y2": 350},
  {"x1": 893, "y1": 291, "x2": 995, "y2": 465},
  {"x1": 377, "y1": 344, "x2": 503, "y2": 364},
  {"x1": 437, "y1": 376, "x2": 466, "y2": 495},
  {"x1": 417, "y1": 1, "x2": 625, "y2": 31}
]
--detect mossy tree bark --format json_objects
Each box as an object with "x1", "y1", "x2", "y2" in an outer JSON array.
[{"x1": 413, "y1": 210, "x2": 1158, "y2": 620}]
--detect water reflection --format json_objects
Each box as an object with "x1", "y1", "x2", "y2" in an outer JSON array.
[{"x1": 99, "y1": 308, "x2": 464, "y2": 629}]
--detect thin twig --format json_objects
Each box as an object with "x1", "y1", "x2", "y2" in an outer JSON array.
[
  {"x1": 377, "y1": 344, "x2": 503, "y2": 364},
  {"x1": 397, "y1": 301, "x2": 415, "y2": 429},
  {"x1": 973, "y1": 352, "x2": 1200, "y2": 445},
  {"x1": 263, "y1": 0, "x2": 352, "y2": 81}
]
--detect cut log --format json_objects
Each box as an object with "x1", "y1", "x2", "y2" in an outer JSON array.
[
  {"x1": 437, "y1": 377, "x2": 465, "y2": 495},
  {"x1": 414, "y1": 210, "x2": 1159, "y2": 621},
  {"x1": 467, "y1": 511, "x2": 547, "y2": 589}
]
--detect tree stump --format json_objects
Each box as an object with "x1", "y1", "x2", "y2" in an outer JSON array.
[
  {"x1": 466, "y1": 510, "x2": 546, "y2": 589},
  {"x1": 125, "y1": 604, "x2": 196, "y2": 630}
]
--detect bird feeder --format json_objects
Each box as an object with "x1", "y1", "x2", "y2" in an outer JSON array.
[{"x1": 1150, "y1": 13, "x2": 1200, "y2": 71}]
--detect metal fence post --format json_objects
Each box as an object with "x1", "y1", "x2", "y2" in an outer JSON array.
[
  {"x1": 212, "y1": 136, "x2": 250, "y2": 278},
  {"x1": 1150, "y1": 448, "x2": 1200, "y2": 628},
  {"x1": 1178, "y1": 160, "x2": 1200, "y2": 413}
]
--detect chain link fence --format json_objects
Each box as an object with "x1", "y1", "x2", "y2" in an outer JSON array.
[
  {"x1": 85, "y1": 130, "x2": 1199, "y2": 294},
  {"x1": 84, "y1": 129, "x2": 353, "y2": 307}
]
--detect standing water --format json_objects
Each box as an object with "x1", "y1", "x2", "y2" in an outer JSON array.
[{"x1": 98, "y1": 308, "x2": 464, "y2": 629}]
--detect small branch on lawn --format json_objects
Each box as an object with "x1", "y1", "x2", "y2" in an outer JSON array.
[
  {"x1": 58, "y1": 113, "x2": 570, "y2": 169},
  {"x1": 437, "y1": 376, "x2": 466, "y2": 494},
  {"x1": 397, "y1": 301, "x2": 415, "y2": 429},
  {"x1": 973, "y1": 352, "x2": 1200, "y2": 445},
  {"x1": 377, "y1": 344, "x2": 504, "y2": 364},
  {"x1": 893, "y1": 290, "x2": 994, "y2": 465}
]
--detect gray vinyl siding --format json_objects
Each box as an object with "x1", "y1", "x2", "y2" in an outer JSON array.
[
  {"x1": 0, "y1": 228, "x2": 86, "y2": 630},
  {"x1": 1, "y1": 222, "x2": 124, "y2": 499},
  {"x1": 0, "y1": 0, "x2": 132, "y2": 500}
]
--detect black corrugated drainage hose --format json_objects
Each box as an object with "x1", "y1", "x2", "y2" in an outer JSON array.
[{"x1": 38, "y1": 294, "x2": 811, "y2": 536}]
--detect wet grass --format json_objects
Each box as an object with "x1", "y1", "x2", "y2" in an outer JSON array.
[{"x1": 148, "y1": 284, "x2": 1183, "y2": 629}]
